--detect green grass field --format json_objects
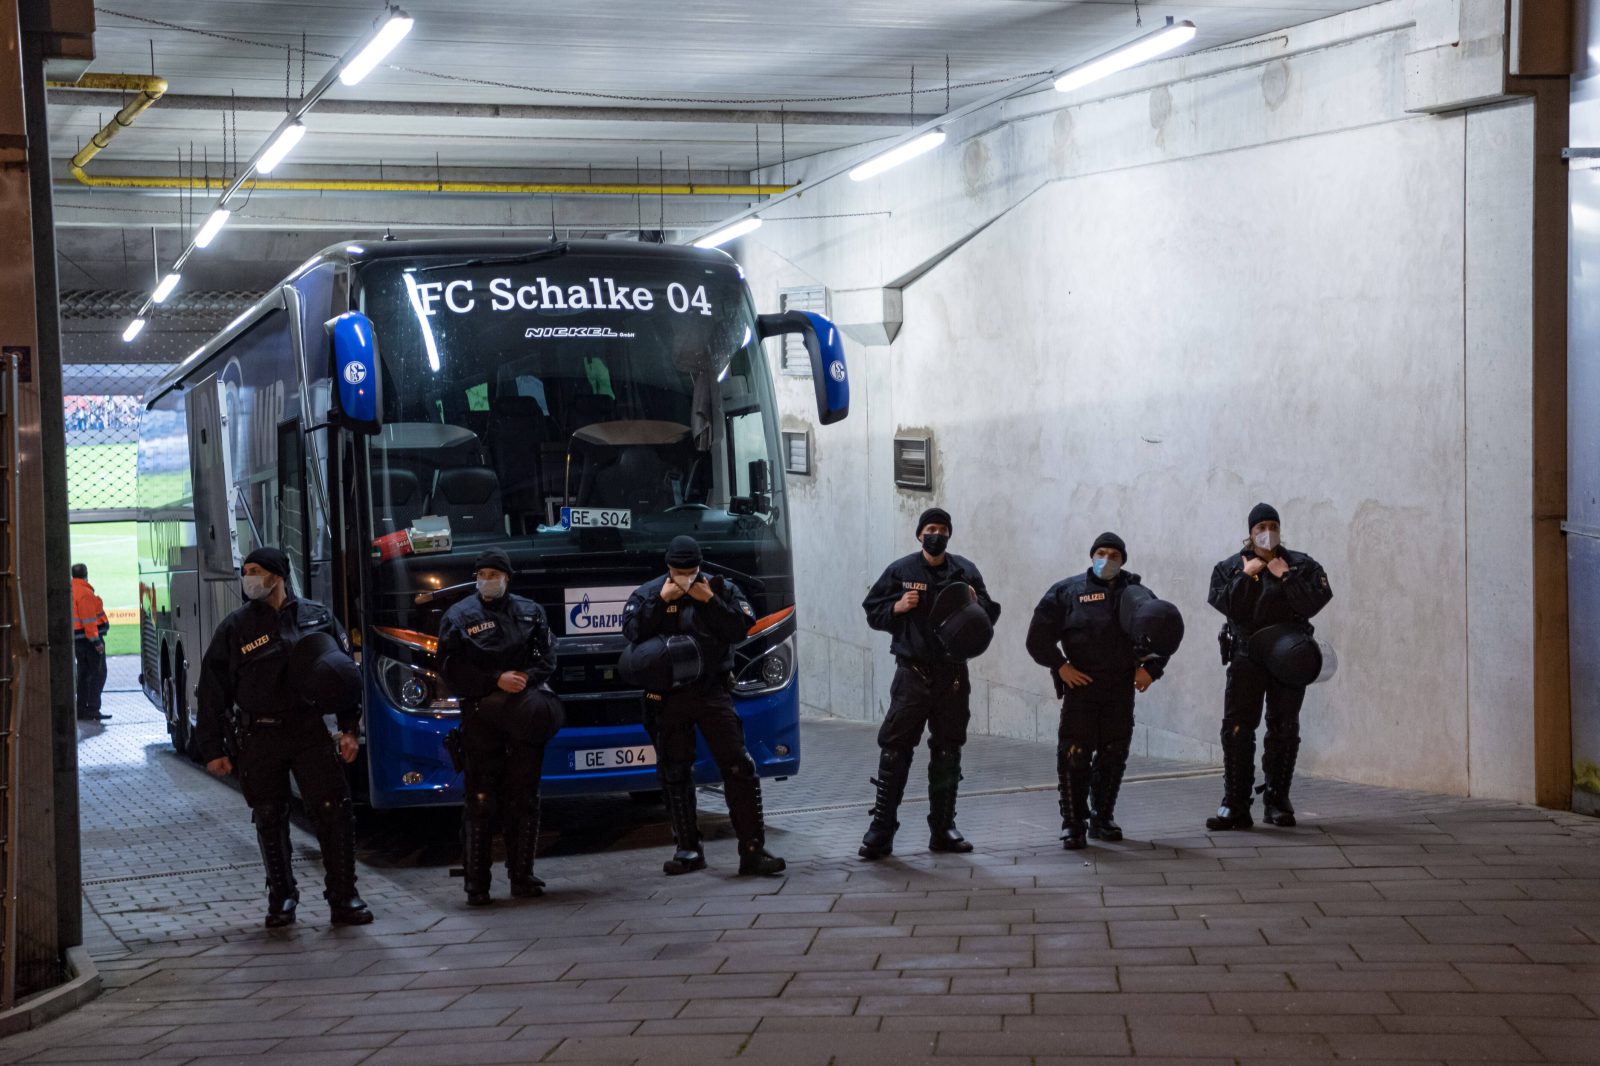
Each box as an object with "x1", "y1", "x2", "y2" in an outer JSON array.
[
  {"x1": 67, "y1": 442, "x2": 138, "y2": 512},
  {"x1": 69, "y1": 520, "x2": 140, "y2": 656}
]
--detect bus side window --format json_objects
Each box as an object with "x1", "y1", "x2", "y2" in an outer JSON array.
[{"x1": 276, "y1": 418, "x2": 309, "y2": 593}]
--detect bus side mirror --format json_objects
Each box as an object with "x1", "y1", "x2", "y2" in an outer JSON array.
[
  {"x1": 756, "y1": 310, "x2": 849, "y2": 425},
  {"x1": 325, "y1": 311, "x2": 383, "y2": 435}
]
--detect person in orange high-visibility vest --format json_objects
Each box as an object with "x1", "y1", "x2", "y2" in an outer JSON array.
[{"x1": 72, "y1": 563, "x2": 111, "y2": 722}]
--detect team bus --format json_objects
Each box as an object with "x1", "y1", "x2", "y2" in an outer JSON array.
[{"x1": 136, "y1": 238, "x2": 849, "y2": 808}]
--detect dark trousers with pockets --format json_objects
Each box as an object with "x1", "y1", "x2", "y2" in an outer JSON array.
[
  {"x1": 462, "y1": 692, "x2": 560, "y2": 823},
  {"x1": 644, "y1": 684, "x2": 749, "y2": 775},
  {"x1": 1221, "y1": 656, "x2": 1306, "y2": 801},
  {"x1": 237, "y1": 715, "x2": 350, "y2": 812},
  {"x1": 877, "y1": 662, "x2": 970, "y2": 755},
  {"x1": 74, "y1": 637, "x2": 105, "y2": 718},
  {"x1": 1058, "y1": 680, "x2": 1136, "y2": 823}
]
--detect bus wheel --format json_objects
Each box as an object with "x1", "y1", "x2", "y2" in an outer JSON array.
[{"x1": 163, "y1": 674, "x2": 189, "y2": 756}]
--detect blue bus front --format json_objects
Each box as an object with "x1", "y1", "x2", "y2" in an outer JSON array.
[{"x1": 342, "y1": 241, "x2": 822, "y2": 808}]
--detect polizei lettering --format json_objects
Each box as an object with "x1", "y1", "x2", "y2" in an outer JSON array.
[
  {"x1": 407, "y1": 276, "x2": 711, "y2": 317},
  {"x1": 467, "y1": 620, "x2": 497, "y2": 636},
  {"x1": 240, "y1": 635, "x2": 270, "y2": 654}
]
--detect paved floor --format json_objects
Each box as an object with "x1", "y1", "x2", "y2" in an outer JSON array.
[{"x1": 4, "y1": 661, "x2": 1600, "y2": 1064}]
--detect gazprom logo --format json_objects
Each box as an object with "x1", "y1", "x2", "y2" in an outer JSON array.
[{"x1": 563, "y1": 585, "x2": 634, "y2": 635}]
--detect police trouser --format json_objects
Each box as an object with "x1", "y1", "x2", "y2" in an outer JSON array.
[
  {"x1": 643, "y1": 683, "x2": 766, "y2": 850},
  {"x1": 73, "y1": 636, "x2": 105, "y2": 718},
  {"x1": 237, "y1": 714, "x2": 354, "y2": 900},
  {"x1": 1220, "y1": 656, "x2": 1306, "y2": 807},
  {"x1": 1057, "y1": 681, "x2": 1135, "y2": 829},
  {"x1": 877, "y1": 662, "x2": 971, "y2": 830},
  {"x1": 461, "y1": 690, "x2": 563, "y2": 892}
]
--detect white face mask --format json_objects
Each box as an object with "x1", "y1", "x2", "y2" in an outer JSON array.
[
  {"x1": 1253, "y1": 529, "x2": 1281, "y2": 552},
  {"x1": 242, "y1": 575, "x2": 274, "y2": 601},
  {"x1": 673, "y1": 569, "x2": 700, "y2": 591},
  {"x1": 477, "y1": 576, "x2": 508, "y2": 600}
]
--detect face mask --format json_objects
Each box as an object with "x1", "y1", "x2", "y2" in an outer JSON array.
[
  {"x1": 477, "y1": 576, "x2": 508, "y2": 600},
  {"x1": 1092, "y1": 556, "x2": 1122, "y2": 580},
  {"x1": 921, "y1": 533, "x2": 949, "y2": 557},
  {"x1": 241, "y1": 575, "x2": 273, "y2": 601},
  {"x1": 1253, "y1": 529, "x2": 1281, "y2": 552},
  {"x1": 673, "y1": 569, "x2": 699, "y2": 590}
]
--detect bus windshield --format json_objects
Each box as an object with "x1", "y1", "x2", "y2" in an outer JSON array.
[{"x1": 352, "y1": 249, "x2": 789, "y2": 572}]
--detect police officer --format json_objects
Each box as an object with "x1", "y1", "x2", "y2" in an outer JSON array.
[
  {"x1": 438, "y1": 548, "x2": 563, "y2": 905},
  {"x1": 1026, "y1": 533, "x2": 1175, "y2": 849},
  {"x1": 1206, "y1": 503, "x2": 1333, "y2": 830},
  {"x1": 621, "y1": 536, "x2": 784, "y2": 877},
  {"x1": 859, "y1": 508, "x2": 1001, "y2": 860},
  {"x1": 196, "y1": 547, "x2": 373, "y2": 928}
]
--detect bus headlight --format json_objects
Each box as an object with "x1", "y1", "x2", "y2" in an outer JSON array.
[
  {"x1": 377, "y1": 655, "x2": 460, "y2": 715},
  {"x1": 735, "y1": 636, "x2": 795, "y2": 696}
]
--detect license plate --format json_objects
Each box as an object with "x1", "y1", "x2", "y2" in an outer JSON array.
[
  {"x1": 561, "y1": 506, "x2": 632, "y2": 530},
  {"x1": 571, "y1": 745, "x2": 657, "y2": 771}
]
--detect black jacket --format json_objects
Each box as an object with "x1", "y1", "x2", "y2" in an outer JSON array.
[
  {"x1": 438, "y1": 591, "x2": 557, "y2": 701},
  {"x1": 862, "y1": 552, "x2": 1001, "y2": 667},
  {"x1": 196, "y1": 595, "x2": 351, "y2": 762},
  {"x1": 1208, "y1": 546, "x2": 1333, "y2": 644},
  {"x1": 1026, "y1": 569, "x2": 1169, "y2": 687},
  {"x1": 621, "y1": 573, "x2": 756, "y2": 678}
]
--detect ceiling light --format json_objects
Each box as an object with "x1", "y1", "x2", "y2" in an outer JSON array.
[
  {"x1": 693, "y1": 217, "x2": 763, "y2": 249},
  {"x1": 339, "y1": 9, "x2": 414, "y2": 86},
  {"x1": 1054, "y1": 19, "x2": 1197, "y2": 94},
  {"x1": 195, "y1": 208, "x2": 230, "y2": 248},
  {"x1": 122, "y1": 318, "x2": 146, "y2": 343},
  {"x1": 255, "y1": 122, "x2": 306, "y2": 174},
  {"x1": 152, "y1": 273, "x2": 181, "y2": 303},
  {"x1": 848, "y1": 129, "x2": 947, "y2": 182}
]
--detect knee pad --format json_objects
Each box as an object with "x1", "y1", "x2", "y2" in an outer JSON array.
[
  {"x1": 880, "y1": 746, "x2": 914, "y2": 767},
  {"x1": 464, "y1": 789, "x2": 497, "y2": 819},
  {"x1": 721, "y1": 754, "x2": 757, "y2": 782},
  {"x1": 252, "y1": 802, "x2": 291, "y2": 830},
  {"x1": 658, "y1": 761, "x2": 694, "y2": 786}
]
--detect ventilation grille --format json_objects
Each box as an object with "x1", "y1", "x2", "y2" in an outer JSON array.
[
  {"x1": 782, "y1": 430, "x2": 811, "y2": 476},
  {"x1": 893, "y1": 435, "x2": 932, "y2": 491},
  {"x1": 778, "y1": 285, "x2": 827, "y2": 375}
]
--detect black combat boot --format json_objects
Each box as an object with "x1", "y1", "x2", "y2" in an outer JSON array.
[
  {"x1": 462, "y1": 791, "x2": 495, "y2": 905},
  {"x1": 1258, "y1": 737, "x2": 1299, "y2": 827},
  {"x1": 253, "y1": 804, "x2": 298, "y2": 928},
  {"x1": 1058, "y1": 744, "x2": 1090, "y2": 850},
  {"x1": 1088, "y1": 740, "x2": 1131, "y2": 842},
  {"x1": 926, "y1": 746, "x2": 974, "y2": 853},
  {"x1": 316, "y1": 797, "x2": 374, "y2": 924},
  {"x1": 724, "y1": 759, "x2": 786, "y2": 876},
  {"x1": 1205, "y1": 727, "x2": 1255, "y2": 831},
  {"x1": 660, "y1": 766, "x2": 707, "y2": 875},
  {"x1": 505, "y1": 791, "x2": 546, "y2": 898},
  {"x1": 859, "y1": 748, "x2": 912, "y2": 860}
]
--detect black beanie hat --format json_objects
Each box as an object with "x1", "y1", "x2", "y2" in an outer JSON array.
[
  {"x1": 1248, "y1": 502, "x2": 1281, "y2": 530},
  {"x1": 242, "y1": 546, "x2": 289, "y2": 579},
  {"x1": 665, "y1": 535, "x2": 703, "y2": 568},
  {"x1": 472, "y1": 548, "x2": 514, "y2": 575},
  {"x1": 1090, "y1": 531, "x2": 1127, "y2": 560},
  {"x1": 917, "y1": 507, "x2": 952, "y2": 535}
]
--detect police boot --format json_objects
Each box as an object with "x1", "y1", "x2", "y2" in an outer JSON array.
[
  {"x1": 462, "y1": 791, "x2": 495, "y2": 905},
  {"x1": 1258, "y1": 739, "x2": 1299, "y2": 827},
  {"x1": 1058, "y1": 744, "x2": 1090, "y2": 850},
  {"x1": 315, "y1": 797, "x2": 374, "y2": 924},
  {"x1": 1088, "y1": 741, "x2": 1131, "y2": 842},
  {"x1": 859, "y1": 748, "x2": 912, "y2": 860},
  {"x1": 660, "y1": 765, "x2": 707, "y2": 875},
  {"x1": 253, "y1": 803, "x2": 298, "y2": 929},
  {"x1": 724, "y1": 757, "x2": 786, "y2": 876},
  {"x1": 926, "y1": 746, "x2": 974, "y2": 853},
  {"x1": 1205, "y1": 726, "x2": 1256, "y2": 831},
  {"x1": 505, "y1": 791, "x2": 546, "y2": 899}
]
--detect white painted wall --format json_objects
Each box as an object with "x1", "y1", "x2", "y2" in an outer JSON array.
[{"x1": 739, "y1": 0, "x2": 1543, "y2": 799}]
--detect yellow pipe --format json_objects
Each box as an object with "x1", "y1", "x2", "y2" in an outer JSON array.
[
  {"x1": 62, "y1": 172, "x2": 791, "y2": 196},
  {"x1": 51, "y1": 74, "x2": 169, "y2": 178}
]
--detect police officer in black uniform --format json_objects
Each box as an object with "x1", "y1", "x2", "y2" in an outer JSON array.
[
  {"x1": 621, "y1": 536, "x2": 785, "y2": 877},
  {"x1": 196, "y1": 547, "x2": 373, "y2": 928},
  {"x1": 439, "y1": 548, "x2": 563, "y2": 905},
  {"x1": 1026, "y1": 532, "x2": 1176, "y2": 849},
  {"x1": 859, "y1": 507, "x2": 1001, "y2": 860},
  {"x1": 1206, "y1": 503, "x2": 1333, "y2": 830}
]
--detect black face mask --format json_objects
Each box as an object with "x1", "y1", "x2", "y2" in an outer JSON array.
[{"x1": 921, "y1": 532, "x2": 950, "y2": 557}]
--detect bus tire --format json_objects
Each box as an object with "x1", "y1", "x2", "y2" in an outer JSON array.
[{"x1": 163, "y1": 671, "x2": 189, "y2": 756}]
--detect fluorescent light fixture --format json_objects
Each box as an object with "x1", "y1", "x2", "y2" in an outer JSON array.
[
  {"x1": 255, "y1": 121, "x2": 306, "y2": 174},
  {"x1": 122, "y1": 318, "x2": 146, "y2": 343},
  {"x1": 152, "y1": 273, "x2": 181, "y2": 303},
  {"x1": 339, "y1": 9, "x2": 414, "y2": 86},
  {"x1": 195, "y1": 208, "x2": 231, "y2": 248},
  {"x1": 849, "y1": 129, "x2": 947, "y2": 182},
  {"x1": 693, "y1": 216, "x2": 762, "y2": 249},
  {"x1": 402, "y1": 271, "x2": 442, "y2": 371},
  {"x1": 1054, "y1": 19, "x2": 1197, "y2": 94}
]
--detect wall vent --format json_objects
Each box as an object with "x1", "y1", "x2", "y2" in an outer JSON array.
[
  {"x1": 777, "y1": 285, "x2": 827, "y2": 375},
  {"x1": 893, "y1": 435, "x2": 932, "y2": 490},
  {"x1": 782, "y1": 430, "x2": 812, "y2": 476}
]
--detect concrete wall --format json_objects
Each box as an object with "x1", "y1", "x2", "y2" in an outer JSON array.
[{"x1": 738, "y1": 0, "x2": 1550, "y2": 800}]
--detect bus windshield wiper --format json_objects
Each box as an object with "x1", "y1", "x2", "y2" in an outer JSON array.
[{"x1": 415, "y1": 242, "x2": 569, "y2": 274}]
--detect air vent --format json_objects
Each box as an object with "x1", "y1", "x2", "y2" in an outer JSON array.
[
  {"x1": 782, "y1": 430, "x2": 812, "y2": 476},
  {"x1": 893, "y1": 435, "x2": 932, "y2": 491},
  {"x1": 778, "y1": 285, "x2": 827, "y2": 375}
]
